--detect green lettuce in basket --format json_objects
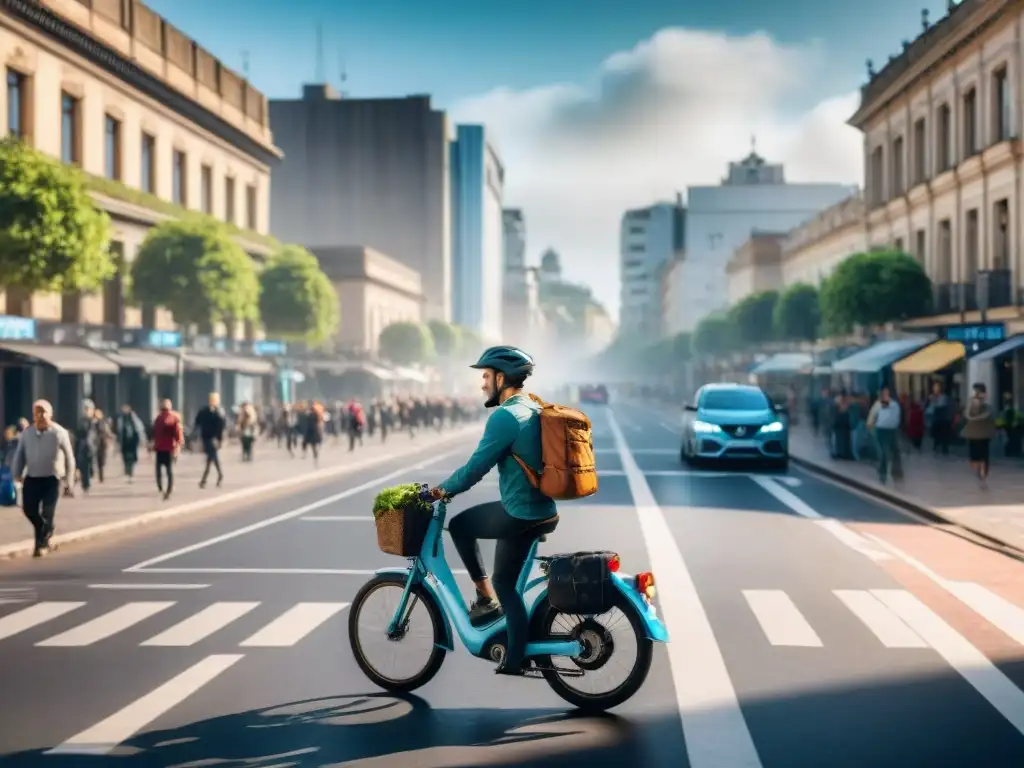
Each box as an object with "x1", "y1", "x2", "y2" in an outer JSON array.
[{"x1": 372, "y1": 484, "x2": 432, "y2": 520}]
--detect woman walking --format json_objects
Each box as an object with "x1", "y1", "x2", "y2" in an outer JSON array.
[
  {"x1": 962, "y1": 382, "x2": 996, "y2": 489},
  {"x1": 236, "y1": 401, "x2": 258, "y2": 462}
]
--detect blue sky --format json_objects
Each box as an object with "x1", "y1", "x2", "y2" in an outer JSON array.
[{"x1": 148, "y1": 0, "x2": 955, "y2": 318}]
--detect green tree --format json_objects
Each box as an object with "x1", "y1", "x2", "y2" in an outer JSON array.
[
  {"x1": 820, "y1": 250, "x2": 932, "y2": 333},
  {"x1": 379, "y1": 321, "x2": 435, "y2": 366},
  {"x1": 729, "y1": 290, "x2": 779, "y2": 346},
  {"x1": 130, "y1": 219, "x2": 259, "y2": 329},
  {"x1": 258, "y1": 245, "x2": 339, "y2": 344},
  {"x1": 774, "y1": 283, "x2": 820, "y2": 341},
  {"x1": 692, "y1": 312, "x2": 736, "y2": 357},
  {"x1": 0, "y1": 137, "x2": 114, "y2": 292},
  {"x1": 671, "y1": 331, "x2": 693, "y2": 363},
  {"x1": 427, "y1": 320, "x2": 462, "y2": 358}
]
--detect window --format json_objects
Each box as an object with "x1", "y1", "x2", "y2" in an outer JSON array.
[
  {"x1": 938, "y1": 219, "x2": 952, "y2": 283},
  {"x1": 6, "y1": 69, "x2": 26, "y2": 139},
  {"x1": 628, "y1": 225, "x2": 644, "y2": 235},
  {"x1": 698, "y1": 388, "x2": 770, "y2": 411},
  {"x1": 915, "y1": 229, "x2": 926, "y2": 264},
  {"x1": 937, "y1": 103, "x2": 952, "y2": 171},
  {"x1": 993, "y1": 67, "x2": 1012, "y2": 142},
  {"x1": 891, "y1": 136, "x2": 905, "y2": 195},
  {"x1": 140, "y1": 133, "x2": 155, "y2": 194},
  {"x1": 224, "y1": 176, "x2": 235, "y2": 223},
  {"x1": 172, "y1": 150, "x2": 186, "y2": 205},
  {"x1": 895, "y1": 237, "x2": 904, "y2": 252},
  {"x1": 245, "y1": 184, "x2": 257, "y2": 229},
  {"x1": 965, "y1": 208, "x2": 979, "y2": 280},
  {"x1": 60, "y1": 92, "x2": 79, "y2": 164},
  {"x1": 200, "y1": 164, "x2": 212, "y2": 214},
  {"x1": 963, "y1": 87, "x2": 978, "y2": 156},
  {"x1": 628, "y1": 244, "x2": 645, "y2": 253},
  {"x1": 870, "y1": 146, "x2": 884, "y2": 204},
  {"x1": 104, "y1": 115, "x2": 121, "y2": 180},
  {"x1": 994, "y1": 198, "x2": 1010, "y2": 269},
  {"x1": 103, "y1": 241, "x2": 124, "y2": 326},
  {"x1": 913, "y1": 118, "x2": 927, "y2": 183},
  {"x1": 60, "y1": 292, "x2": 81, "y2": 323}
]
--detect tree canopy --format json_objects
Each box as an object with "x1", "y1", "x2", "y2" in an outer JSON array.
[
  {"x1": 692, "y1": 312, "x2": 736, "y2": 356},
  {"x1": 258, "y1": 245, "x2": 339, "y2": 345},
  {"x1": 379, "y1": 321, "x2": 435, "y2": 366},
  {"x1": 427, "y1": 320, "x2": 462, "y2": 359},
  {"x1": 774, "y1": 283, "x2": 820, "y2": 342},
  {"x1": 729, "y1": 290, "x2": 779, "y2": 346},
  {"x1": 820, "y1": 250, "x2": 932, "y2": 333},
  {"x1": 0, "y1": 137, "x2": 114, "y2": 293},
  {"x1": 129, "y1": 219, "x2": 259, "y2": 329}
]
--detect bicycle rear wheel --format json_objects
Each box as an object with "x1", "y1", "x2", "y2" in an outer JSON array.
[{"x1": 348, "y1": 573, "x2": 447, "y2": 692}]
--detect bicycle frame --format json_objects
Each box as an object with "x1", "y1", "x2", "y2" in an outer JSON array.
[{"x1": 377, "y1": 501, "x2": 584, "y2": 659}]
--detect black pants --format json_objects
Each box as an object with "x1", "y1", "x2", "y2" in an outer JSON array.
[
  {"x1": 449, "y1": 501, "x2": 558, "y2": 667},
  {"x1": 201, "y1": 440, "x2": 222, "y2": 483},
  {"x1": 240, "y1": 436, "x2": 254, "y2": 461},
  {"x1": 156, "y1": 451, "x2": 174, "y2": 493},
  {"x1": 22, "y1": 476, "x2": 59, "y2": 546}
]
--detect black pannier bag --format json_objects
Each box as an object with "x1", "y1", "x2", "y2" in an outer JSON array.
[{"x1": 546, "y1": 551, "x2": 615, "y2": 615}]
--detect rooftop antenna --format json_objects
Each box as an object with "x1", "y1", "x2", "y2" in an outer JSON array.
[
  {"x1": 241, "y1": 50, "x2": 250, "y2": 79},
  {"x1": 315, "y1": 22, "x2": 325, "y2": 82}
]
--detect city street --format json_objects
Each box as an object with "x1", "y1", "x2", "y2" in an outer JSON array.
[{"x1": 3, "y1": 403, "x2": 1024, "y2": 767}]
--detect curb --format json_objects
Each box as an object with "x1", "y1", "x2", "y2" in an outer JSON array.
[
  {"x1": 0, "y1": 426, "x2": 479, "y2": 561},
  {"x1": 790, "y1": 453, "x2": 1024, "y2": 556}
]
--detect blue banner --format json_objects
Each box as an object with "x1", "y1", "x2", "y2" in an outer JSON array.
[{"x1": 0, "y1": 315, "x2": 36, "y2": 341}]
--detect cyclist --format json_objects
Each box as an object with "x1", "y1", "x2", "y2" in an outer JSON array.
[{"x1": 428, "y1": 345, "x2": 557, "y2": 677}]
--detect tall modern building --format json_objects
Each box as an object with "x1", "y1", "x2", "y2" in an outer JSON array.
[
  {"x1": 664, "y1": 150, "x2": 856, "y2": 333},
  {"x1": 503, "y1": 209, "x2": 527, "y2": 298},
  {"x1": 268, "y1": 86, "x2": 451, "y2": 320},
  {"x1": 619, "y1": 196, "x2": 686, "y2": 339},
  {"x1": 450, "y1": 124, "x2": 505, "y2": 339}
]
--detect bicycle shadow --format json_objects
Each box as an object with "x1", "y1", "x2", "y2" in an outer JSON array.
[{"x1": 7, "y1": 692, "x2": 674, "y2": 767}]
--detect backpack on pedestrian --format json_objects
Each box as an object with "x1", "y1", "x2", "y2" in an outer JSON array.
[{"x1": 512, "y1": 394, "x2": 598, "y2": 500}]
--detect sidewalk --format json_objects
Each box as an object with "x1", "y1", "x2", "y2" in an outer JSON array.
[
  {"x1": 789, "y1": 425, "x2": 1024, "y2": 551},
  {"x1": 0, "y1": 426, "x2": 478, "y2": 559}
]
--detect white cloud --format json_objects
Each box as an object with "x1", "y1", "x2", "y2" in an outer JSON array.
[{"x1": 450, "y1": 28, "x2": 864, "y2": 320}]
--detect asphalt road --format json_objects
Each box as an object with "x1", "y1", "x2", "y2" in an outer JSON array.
[{"x1": 2, "y1": 402, "x2": 1024, "y2": 767}]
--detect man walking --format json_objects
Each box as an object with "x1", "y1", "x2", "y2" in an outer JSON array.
[
  {"x1": 151, "y1": 399, "x2": 183, "y2": 500},
  {"x1": 194, "y1": 392, "x2": 226, "y2": 488},
  {"x1": 10, "y1": 400, "x2": 75, "y2": 557},
  {"x1": 868, "y1": 387, "x2": 903, "y2": 484}
]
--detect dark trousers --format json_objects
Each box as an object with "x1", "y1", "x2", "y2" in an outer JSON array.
[
  {"x1": 200, "y1": 439, "x2": 222, "y2": 484},
  {"x1": 240, "y1": 436, "x2": 254, "y2": 461},
  {"x1": 156, "y1": 450, "x2": 174, "y2": 493},
  {"x1": 449, "y1": 501, "x2": 558, "y2": 666},
  {"x1": 22, "y1": 476, "x2": 59, "y2": 546}
]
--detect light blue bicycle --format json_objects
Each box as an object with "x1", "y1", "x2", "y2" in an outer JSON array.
[{"x1": 348, "y1": 486, "x2": 669, "y2": 711}]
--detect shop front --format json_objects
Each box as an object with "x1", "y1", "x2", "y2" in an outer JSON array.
[
  {"x1": 828, "y1": 336, "x2": 935, "y2": 395},
  {"x1": 892, "y1": 340, "x2": 968, "y2": 402}
]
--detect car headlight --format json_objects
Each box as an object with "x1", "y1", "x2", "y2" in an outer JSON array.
[
  {"x1": 759, "y1": 421, "x2": 785, "y2": 434},
  {"x1": 693, "y1": 420, "x2": 722, "y2": 434}
]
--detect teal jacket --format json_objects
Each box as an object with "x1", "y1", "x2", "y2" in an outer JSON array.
[{"x1": 440, "y1": 394, "x2": 556, "y2": 520}]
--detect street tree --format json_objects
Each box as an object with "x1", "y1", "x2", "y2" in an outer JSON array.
[
  {"x1": 258, "y1": 245, "x2": 339, "y2": 345},
  {"x1": 0, "y1": 137, "x2": 114, "y2": 293},
  {"x1": 692, "y1": 312, "x2": 736, "y2": 357},
  {"x1": 729, "y1": 290, "x2": 779, "y2": 347},
  {"x1": 428, "y1": 319, "x2": 462, "y2": 359},
  {"x1": 820, "y1": 250, "x2": 932, "y2": 333},
  {"x1": 379, "y1": 321, "x2": 435, "y2": 366},
  {"x1": 130, "y1": 219, "x2": 259, "y2": 330},
  {"x1": 774, "y1": 283, "x2": 821, "y2": 342}
]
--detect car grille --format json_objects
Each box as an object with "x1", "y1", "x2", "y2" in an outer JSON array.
[{"x1": 719, "y1": 424, "x2": 763, "y2": 437}]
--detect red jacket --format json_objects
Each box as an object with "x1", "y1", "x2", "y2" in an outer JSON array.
[{"x1": 152, "y1": 411, "x2": 183, "y2": 453}]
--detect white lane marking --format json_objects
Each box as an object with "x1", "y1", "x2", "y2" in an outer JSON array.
[
  {"x1": 37, "y1": 602, "x2": 175, "y2": 647},
  {"x1": 833, "y1": 590, "x2": 927, "y2": 648},
  {"x1": 46, "y1": 654, "x2": 243, "y2": 755},
  {"x1": 0, "y1": 602, "x2": 85, "y2": 641},
  {"x1": 239, "y1": 602, "x2": 348, "y2": 647},
  {"x1": 300, "y1": 516, "x2": 373, "y2": 522},
  {"x1": 607, "y1": 410, "x2": 762, "y2": 768},
  {"x1": 659, "y1": 421, "x2": 678, "y2": 433},
  {"x1": 864, "y1": 534, "x2": 1024, "y2": 646},
  {"x1": 751, "y1": 476, "x2": 891, "y2": 561},
  {"x1": 129, "y1": 567, "x2": 470, "y2": 575},
  {"x1": 125, "y1": 450, "x2": 460, "y2": 572},
  {"x1": 88, "y1": 583, "x2": 210, "y2": 590},
  {"x1": 775, "y1": 476, "x2": 802, "y2": 487},
  {"x1": 742, "y1": 590, "x2": 823, "y2": 647},
  {"x1": 141, "y1": 602, "x2": 260, "y2": 647},
  {"x1": 872, "y1": 589, "x2": 1024, "y2": 735}
]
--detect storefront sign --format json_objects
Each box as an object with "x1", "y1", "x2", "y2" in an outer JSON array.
[
  {"x1": 944, "y1": 323, "x2": 1006, "y2": 355},
  {"x1": 146, "y1": 330, "x2": 181, "y2": 349},
  {"x1": 253, "y1": 340, "x2": 286, "y2": 356},
  {"x1": 37, "y1": 322, "x2": 117, "y2": 350},
  {"x1": 0, "y1": 315, "x2": 36, "y2": 340}
]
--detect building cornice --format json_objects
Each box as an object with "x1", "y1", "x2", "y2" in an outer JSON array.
[{"x1": 3, "y1": 0, "x2": 282, "y2": 166}]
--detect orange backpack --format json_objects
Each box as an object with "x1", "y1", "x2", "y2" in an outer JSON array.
[{"x1": 512, "y1": 394, "x2": 598, "y2": 500}]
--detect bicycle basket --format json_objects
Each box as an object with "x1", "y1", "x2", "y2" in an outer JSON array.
[{"x1": 374, "y1": 502, "x2": 432, "y2": 557}]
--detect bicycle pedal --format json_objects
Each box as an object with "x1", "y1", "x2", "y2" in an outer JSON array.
[{"x1": 527, "y1": 664, "x2": 584, "y2": 678}]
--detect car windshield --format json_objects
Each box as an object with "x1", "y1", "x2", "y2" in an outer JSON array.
[{"x1": 700, "y1": 389, "x2": 770, "y2": 411}]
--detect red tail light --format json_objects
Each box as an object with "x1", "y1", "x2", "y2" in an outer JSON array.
[
  {"x1": 636, "y1": 572, "x2": 656, "y2": 600},
  {"x1": 606, "y1": 554, "x2": 621, "y2": 573}
]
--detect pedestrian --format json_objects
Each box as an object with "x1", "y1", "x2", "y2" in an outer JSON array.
[
  {"x1": 10, "y1": 399, "x2": 75, "y2": 557},
  {"x1": 73, "y1": 399, "x2": 99, "y2": 493},
  {"x1": 92, "y1": 408, "x2": 112, "y2": 483},
  {"x1": 236, "y1": 401, "x2": 257, "y2": 462},
  {"x1": 926, "y1": 381, "x2": 953, "y2": 455},
  {"x1": 194, "y1": 392, "x2": 226, "y2": 488},
  {"x1": 151, "y1": 399, "x2": 183, "y2": 500},
  {"x1": 304, "y1": 400, "x2": 324, "y2": 465},
  {"x1": 962, "y1": 382, "x2": 996, "y2": 489},
  {"x1": 867, "y1": 387, "x2": 903, "y2": 484},
  {"x1": 905, "y1": 397, "x2": 925, "y2": 452},
  {"x1": 346, "y1": 398, "x2": 365, "y2": 451},
  {"x1": 116, "y1": 404, "x2": 146, "y2": 481}
]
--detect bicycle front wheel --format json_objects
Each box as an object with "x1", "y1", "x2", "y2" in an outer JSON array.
[{"x1": 348, "y1": 573, "x2": 447, "y2": 692}]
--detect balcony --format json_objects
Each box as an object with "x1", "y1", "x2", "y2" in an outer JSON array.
[{"x1": 932, "y1": 271, "x2": 1016, "y2": 316}]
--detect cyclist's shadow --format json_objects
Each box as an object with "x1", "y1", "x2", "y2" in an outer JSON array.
[{"x1": 13, "y1": 693, "x2": 640, "y2": 767}]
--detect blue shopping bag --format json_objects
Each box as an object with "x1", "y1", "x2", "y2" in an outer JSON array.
[{"x1": 0, "y1": 466, "x2": 17, "y2": 507}]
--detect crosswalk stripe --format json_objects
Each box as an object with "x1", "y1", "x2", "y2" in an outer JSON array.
[
  {"x1": 743, "y1": 590, "x2": 823, "y2": 647},
  {"x1": 46, "y1": 654, "x2": 243, "y2": 755},
  {"x1": 36, "y1": 602, "x2": 175, "y2": 647},
  {"x1": 0, "y1": 602, "x2": 86, "y2": 641},
  {"x1": 833, "y1": 590, "x2": 927, "y2": 648},
  {"x1": 140, "y1": 602, "x2": 260, "y2": 647},
  {"x1": 239, "y1": 602, "x2": 348, "y2": 647}
]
